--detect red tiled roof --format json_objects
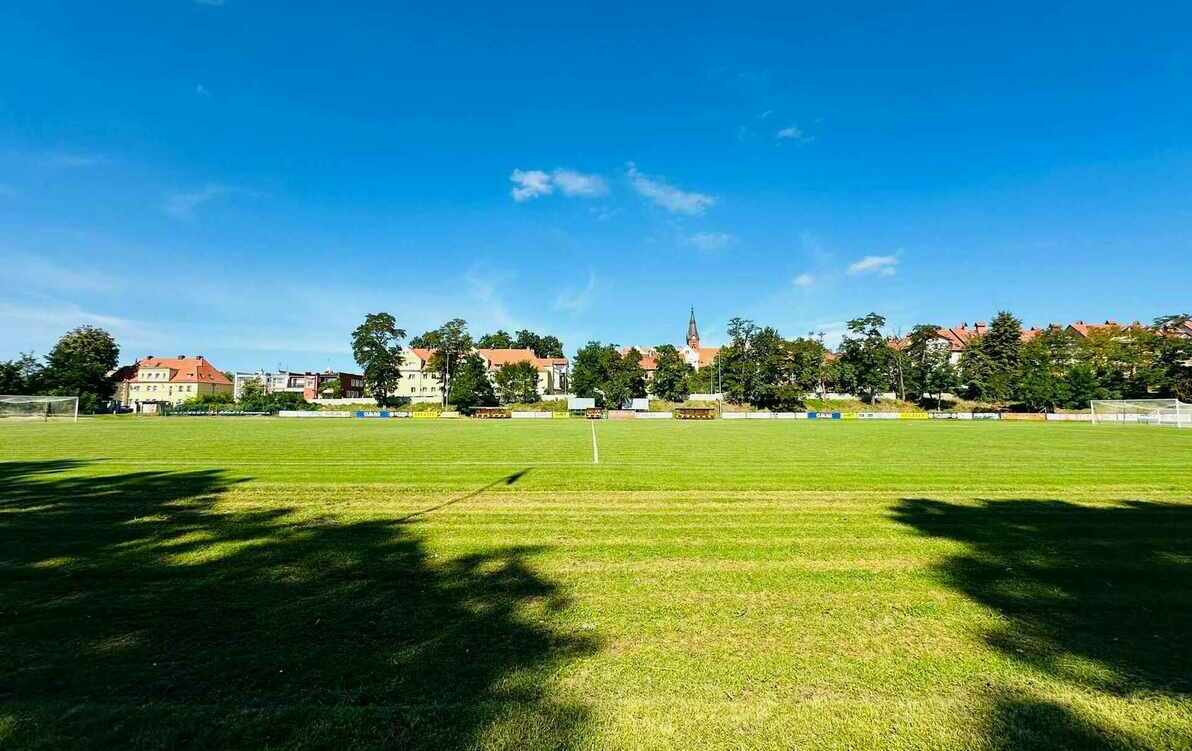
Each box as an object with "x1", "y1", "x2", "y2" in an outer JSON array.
[
  {"x1": 477, "y1": 348, "x2": 538, "y2": 367},
  {"x1": 697, "y1": 347, "x2": 720, "y2": 367},
  {"x1": 132, "y1": 356, "x2": 231, "y2": 385},
  {"x1": 1067, "y1": 320, "x2": 1120, "y2": 338}
]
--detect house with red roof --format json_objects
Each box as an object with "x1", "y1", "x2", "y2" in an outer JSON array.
[{"x1": 118, "y1": 355, "x2": 233, "y2": 411}]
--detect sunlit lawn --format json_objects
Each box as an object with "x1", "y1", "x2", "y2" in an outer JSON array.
[{"x1": 2, "y1": 417, "x2": 1190, "y2": 749}]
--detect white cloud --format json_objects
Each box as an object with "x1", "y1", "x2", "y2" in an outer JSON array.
[
  {"x1": 164, "y1": 184, "x2": 232, "y2": 221},
  {"x1": 793, "y1": 273, "x2": 816, "y2": 288},
  {"x1": 554, "y1": 271, "x2": 597, "y2": 313},
  {"x1": 551, "y1": 169, "x2": 608, "y2": 197},
  {"x1": 510, "y1": 168, "x2": 607, "y2": 201},
  {"x1": 195, "y1": 84, "x2": 211, "y2": 97},
  {"x1": 687, "y1": 232, "x2": 735, "y2": 252},
  {"x1": 847, "y1": 255, "x2": 898, "y2": 276},
  {"x1": 509, "y1": 169, "x2": 553, "y2": 202},
  {"x1": 626, "y1": 162, "x2": 715, "y2": 215},
  {"x1": 777, "y1": 125, "x2": 814, "y2": 143}
]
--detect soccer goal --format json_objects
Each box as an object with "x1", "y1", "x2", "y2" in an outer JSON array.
[
  {"x1": 0, "y1": 395, "x2": 80, "y2": 422},
  {"x1": 1090, "y1": 399, "x2": 1191, "y2": 428}
]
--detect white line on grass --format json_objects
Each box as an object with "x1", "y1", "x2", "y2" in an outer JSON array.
[{"x1": 591, "y1": 421, "x2": 599, "y2": 464}]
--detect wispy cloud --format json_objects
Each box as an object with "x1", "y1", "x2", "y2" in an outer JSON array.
[
  {"x1": 164, "y1": 184, "x2": 244, "y2": 221},
  {"x1": 793, "y1": 273, "x2": 816, "y2": 288},
  {"x1": 463, "y1": 265, "x2": 518, "y2": 330},
  {"x1": 626, "y1": 162, "x2": 715, "y2": 216},
  {"x1": 195, "y1": 84, "x2": 211, "y2": 97},
  {"x1": 8, "y1": 254, "x2": 123, "y2": 293},
  {"x1": 194, "y1": 0, "x2": 225, "y2": 6},
  {"x1": 686, "y1": 232, "x2": 735, "y2": 252},
  {"x1": 777, "y1": 125, "x2": 814, "y2": 144},
  {"x1": 510, "y1": 168, "x2": 606, "y2": 201},
  {"x1": 847, "y1": 255, "x2": 898, "y2": 276},
  {"x1": 554, "y1": 271, "x2": 597, "y2": 313}
]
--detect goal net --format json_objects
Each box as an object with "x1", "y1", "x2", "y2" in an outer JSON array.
[
  {"x1": 0, "y1": 395, "x2": 80, "y2": 422},
  {"x1": 1090, "y1": 399, "x2": 1190, "y2": 428}
]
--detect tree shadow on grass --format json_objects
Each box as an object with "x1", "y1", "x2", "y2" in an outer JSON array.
[
  {"x1": 893, "y1": 498, "x2": 1192, "y2": 750},
  {"x1": 0, "y1": 461, "x2": 597, "y2": 750}
]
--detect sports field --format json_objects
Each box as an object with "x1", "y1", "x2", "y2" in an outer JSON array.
[{"x1": 2, "y1": 418, "x2": 1191, "y2": 750}]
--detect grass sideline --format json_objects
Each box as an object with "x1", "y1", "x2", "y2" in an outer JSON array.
[{"x1": 2, "y1": 418, "x2": 1190, "y2": 750}]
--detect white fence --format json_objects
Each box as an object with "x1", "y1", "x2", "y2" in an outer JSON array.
[{"x1": 511, "y1": 411, "x2": 553, "y2": 419}]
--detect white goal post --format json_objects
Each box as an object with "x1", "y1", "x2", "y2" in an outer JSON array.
[
  {"x1": 1090, "y1": 399, "x2": 1190, "y2": 428},
  {"x1": 0, "y1": 395, "x2": 80, "y2": 422}
]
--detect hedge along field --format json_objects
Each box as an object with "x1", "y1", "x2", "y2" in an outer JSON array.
[{"x1": 1, "y1": 417, "x2": 1191, "y2": 750}]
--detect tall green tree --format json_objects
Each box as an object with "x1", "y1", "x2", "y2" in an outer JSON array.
[
  {"x1": 351, "y1": 312, "x2": 407, "y2": 407},
  {"x1": 0, "y1": 352, "x2": 45, "y2": 395},
  {"x1": 649, "y1": 345, "x2": 693, "y2": 402},
  {"x1": 570, "y1": 342, "x2": 617, "y2": 406},
  {"x1": 904, "y1": 325, "x2": 956, "y2": 407},
  {"x1": 512, "y1": 330, "x2": 564, "y2": 358},
  {"x1": 1154, "y1": 336, "x2": 1192, "y2": 401},
  {"x1": 1015, "y1": 328, "x2": 1075, "y2": 412},
  {"x1": 448, "y1": 353, "x2": 497, "y2": 411},
  {"x1": 980, "y1": 312, "x2": 1024, "y2": 402},
  {"x1": 837, "y1": 313, "x2": 891, "y2": 403},
  {"x1": 477, "y1": 330, "x2": 515, "y2": 349},
  {"x1": 604, "y1": 348, "x2": 647, "y2": 408},
  {"x1": 424, "y1": 319, "x2": 474, "y2": 406},
  {"x1": 570, "y1": 342, "x2": 646, "y2": 408},
  {"x1": 1153, "y1": 313, "x2": 1191, "y2": 334},
  {"x1": 787, "y1": 338, "x2": 829, "y2": 398},
  {"x1": 42, "y1": 326, "x2": 120, "y2": 412},
  {"x1": 1075, "y1": 326, "x2": 1160, "y2": 399},
  {"x1": 494, "y1": 361, "x2": 541, "y2": 404}
]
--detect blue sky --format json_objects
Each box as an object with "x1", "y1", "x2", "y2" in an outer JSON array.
[{"x1": 2, "y1": 1, "x2": 1190, "y2": 371}]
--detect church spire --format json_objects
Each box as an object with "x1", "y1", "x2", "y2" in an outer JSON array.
[{"x1": 687, "y1": 307, "x2": 700, "y2": 350}]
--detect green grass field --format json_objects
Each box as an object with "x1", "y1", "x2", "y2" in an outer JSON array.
[{"x1": 2, "y1": 417, "x2": 1190, "y2": 750}]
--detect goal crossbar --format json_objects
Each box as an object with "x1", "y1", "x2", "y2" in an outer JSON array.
[
  {"x1": 0, "y1": 395, "x2": 80, "y2": 422},
  {"x1": 1090, "y1": 399, "x2": 1191, "y2": 428}
]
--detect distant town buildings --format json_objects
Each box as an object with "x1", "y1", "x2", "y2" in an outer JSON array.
[
  {"x1": 619, "y1": 308, "x2": 721, "y2": 380},
  {"x1": 110, "y1": 312, "x2": 1189, "y2": 409}
]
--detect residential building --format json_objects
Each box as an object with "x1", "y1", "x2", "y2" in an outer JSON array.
[
  {"x1": 391, "y1": 347, "x2": 568, "y2": 402},
  {"x1": 476, "y1": 348, "x2": 569, "y2": 394},
  {"x1": 118, "y1": 355, "x2": 233, "y2": 411},
  {"x1": 233, "y1": 370, "x2": 365, "y2": 400}
]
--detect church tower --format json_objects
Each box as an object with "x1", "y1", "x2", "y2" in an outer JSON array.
[{"x1": 687, "y1": 307, "x2": 700, "y2": 350}]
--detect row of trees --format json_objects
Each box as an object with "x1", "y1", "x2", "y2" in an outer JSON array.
[
  {"x1": 351, "y1": 313, "x2": 561, "y2": 409},
  {"x1": 0, "y1": 326, "x2": 121, "y2": 412},
  {"x1": 584, "y1": 310, "x2": 1192, "y2": 413},
  {"x1": 955, "y1": 312, "x2": 1192, "y2": 410},
  {"x1": 836, "y1": 311, "x2": 1192, "y2": 410}
]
